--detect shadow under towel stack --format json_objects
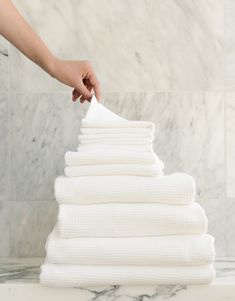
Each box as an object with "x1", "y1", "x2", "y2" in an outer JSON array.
[{"x1": 40, "y1": 97, "x2": 216, "y2": 287}]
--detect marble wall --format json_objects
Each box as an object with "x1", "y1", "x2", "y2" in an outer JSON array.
[{"x1": 0, "y1": 0, "x2": 234, "y2": 257}]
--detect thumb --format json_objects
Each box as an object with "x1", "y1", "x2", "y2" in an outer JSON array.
[{"x1": 76, "y1": 80, "x2": 93, "y2": 100}]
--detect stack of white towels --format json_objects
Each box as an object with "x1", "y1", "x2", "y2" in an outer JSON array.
[{"x1": 40, "y1": 97, "x2": 216, "y2": 287}]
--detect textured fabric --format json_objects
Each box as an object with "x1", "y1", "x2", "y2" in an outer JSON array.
[
  {"x1": 77, "y1": 143, "x2": 154, "y2": 152},
  {"x1": 65, "y1": 150, "x2": 159, "y2": 166},
  {"x1": 55, "y1": 173, "x2": 195, "y2": 205},
  {"x1": 64, "y1": 164, "x2": 163, "y2": 177},
  {"x1": 58, "y1": 202, "x2": 207, "y2": 238},
  {"x1": 40, "y1": 263, "x2": 215, "y2": 286},
  {"x1": 80, "y1": 127, "x2": 153, "y2": 135},
  {"x1": 46, "y1": 227, "x2": 215, "y2": 266},
  {"x1": 78, "y1": 133, "x2": 154, "y2": 140},
  {"x1": 81, "y1": 119, "x2": 155, "y2": 130}
]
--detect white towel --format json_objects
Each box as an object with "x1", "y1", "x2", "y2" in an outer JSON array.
[
  {"x1": 46, "y1": 228, "x2": 215, "y2": 266},
  {"x1": 81, "y1": 119, "x2": 155, "y2": 130},
  {"x1": 80, "y1": 127, "x2": 153, "y2": 135},
  {"x1": 40, "y1": 263, "x2": 215, "y2": 286},
  {"x1": 77, "y1": 144, "x2": 154, "y2": 152},
  {"x1": 78, "y1": 133, "x2": 154, "y2": 140},
  {"x1": 65, "y1": 150, "x2": 159, "y2": 166},
  {"x1": 64, "y1": 164, "x2": 163, "y2": 177},
  {"x1": 55, "y1": 173, "x2": 195, "y2": 205},
  {"x1": 58, "y1": 202, "x2": 207, "y2": 238}
]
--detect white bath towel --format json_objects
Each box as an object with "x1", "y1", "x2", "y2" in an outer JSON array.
[
  {"x1": 58, "y1": 202, "x2": 207, "y2": 238},
  {"x1": 55, "y1": 173, "x2": 195, "y2": 205},
  {"x1": 40, "y1": 263, "x2": 215, "y2": 286},
  {"x1": 46, "y1": 228, "x2": 215, "y2": 266},
  {"x1": 65, "y1": 150, "x2": 159, "y2": 166},
  {"x1": 64, "y1": 164, "x2": 163, "y2": 177}
]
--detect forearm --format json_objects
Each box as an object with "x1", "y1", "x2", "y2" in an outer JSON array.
[{"x1": 0, "y1": 0, "x2": 56, "y2": 74}]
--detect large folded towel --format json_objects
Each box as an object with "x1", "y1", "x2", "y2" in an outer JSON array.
[
  {"x1": 58, "y1": 202, "x2": 207, "y2": 238},
  {"x1": 64, "y1": 164, "x2": 163, "y2": 177},
  {"x1": 46, "y1": 227, "x2": 215, "y2": 266},
  {"x1": 55, "y1": 173, "x2": 195, "y2": 205},
  {"x1": 40, "y1": 263, "x2": 215, "y2": 286},
  {"x1": 65, "y1": 150, "x2": 159, "y2": 166}
]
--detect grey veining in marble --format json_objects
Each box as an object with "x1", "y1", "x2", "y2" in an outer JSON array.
[
  {"x1": 9, "y1": 201, "x2": 57, "y2": 257},
  {"x1": 11, "y1": 0, "x2": 223, "y2": 92},
  {"x1": 10, "y1": 93, "x2": 89, "y2": 202},
  {"x1": 0, "y1": 93, "x2": 9, "y2": 201},
  {"x1": 0, "y1": 37, "x2": 8, "y2": 91}
]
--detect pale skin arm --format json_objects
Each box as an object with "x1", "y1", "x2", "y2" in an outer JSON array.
[{"x1": 0, "y1": 0, "x2": 101, "y2": 102}]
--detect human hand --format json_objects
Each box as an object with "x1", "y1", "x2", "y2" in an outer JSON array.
[{"x1": 49, "y1": 59, "x2": 101, "y2": 103}]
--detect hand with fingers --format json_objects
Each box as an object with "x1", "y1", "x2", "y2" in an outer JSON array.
[
  {"x1": 0, "y1": 0, "x2": 101, "y2": 103},
  {"x1": 50, "y1": 59, "x2": 101, "y2": 103}
]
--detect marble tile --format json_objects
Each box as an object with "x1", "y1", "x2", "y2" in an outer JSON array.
[
  {"x1": 198, "y1": 199, "x2": 227, "y2": 257},
  {"x1": 226, "y1": 198, "x2": 235, "y2": 256},
  {"x1": 103, "y1": 93, "x2": 139, "y2": 120},
  {"x1": 10, "y1": 93, "x2": 89, "y2": 202},
  {"x1": 0, "y1": 93, "x2": 9, "y2": 201},
  {"x1": 0, "y1": 37, "x2": 8, "y2": 91},
  {"x1": 137, "y1": 92, "x2": 225, "y2": 200},
  {"x1": 11, "y1": 0, "x2": 223, "y2": 92},
  {"x1": 10, "y1": 201, "x2": 57, "y2": 257},
  {"x1": 225, "y1": 0, "x2": 235, "y2": 90},
  {"x1": 225, "y1": 92, "x2": 235, "y2": 198},
  {"x1": 0, "y1": 202, "x2": 10, "y2": 256}
]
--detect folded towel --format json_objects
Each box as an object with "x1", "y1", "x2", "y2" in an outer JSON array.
[
  {"x1": 40, "y1": 264, "x2": 215, "y2": 286},
  {"x1": 46, "y1": 227, "x2": 215, "y2": 266},
  {"x1": 55, "y1": 173, "x2": 195, "y2": 205},
  {"x1": 80, "y1": 127, "x2": 153, "y2": 135},
  {"x1": 65, "y1": 150, "x2": 159, "y2": 166},
  {"x1": 58, "y1": 202, "x2": 207, "y2": 238},
  {"x1": 77, "y1": 144, "x2": 154, "y2": 152},
  {"x1": 78, "y1": 133, "x2": 154, "y2": 140},
  {"x1": 64, "y1": 164, "x2": 163, "y2": 177},
  {"x1": 81, "y1": 119, "x2": 155, "y2": 130}
]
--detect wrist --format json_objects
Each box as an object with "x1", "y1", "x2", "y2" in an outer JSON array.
[{"x1": 43, "y1": 55, "x2": 59, "y2": 78}]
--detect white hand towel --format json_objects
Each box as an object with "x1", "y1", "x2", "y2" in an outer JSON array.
[
  {"x1": 40, "y1": 263, "x2": 215, "y2": 286},
  {"x1": 77, "y1": 143, "x2": 154, "y2": 152},
  {"x1": 65, "y1": 150, "x2": 159, "y2": 166},
  {"x1": 46, "y1": 228, "x2": 215, "y2": 266},
  {"x1": 80, "y1": 127, "x2": 153, "y2": 135},
  {"x1": 78, "y1": 133, "x2": 154, "y2": 140},
  {"x1": 64, "y1": 164, "x2": 163, "y2": 177},
  {"x1": 58, "y1": 202, "x2": 207, "y2": 238},
  {"x1": 55, "y1": 173, "x2": 195, "y2": 205}
]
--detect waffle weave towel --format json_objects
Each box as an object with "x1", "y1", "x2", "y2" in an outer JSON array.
[
  {"x1": 65, "y1": 150, "x2": 159, "y2": 166},
  {"x1": 46, "y1": 227, "x2": 215, "y2": 266},
  {"x1": 58, "y1": 202, "x2": 207, "y2": 238},
  {"x1": 64, "y1": 164, "x2": 163, "y2": 177},
  {"x1": 40, "y1": 263, "x2": 215, "y2": 286},
  {"x1": 55, "y1": 173, "x2": 195, "y2": 205}
]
